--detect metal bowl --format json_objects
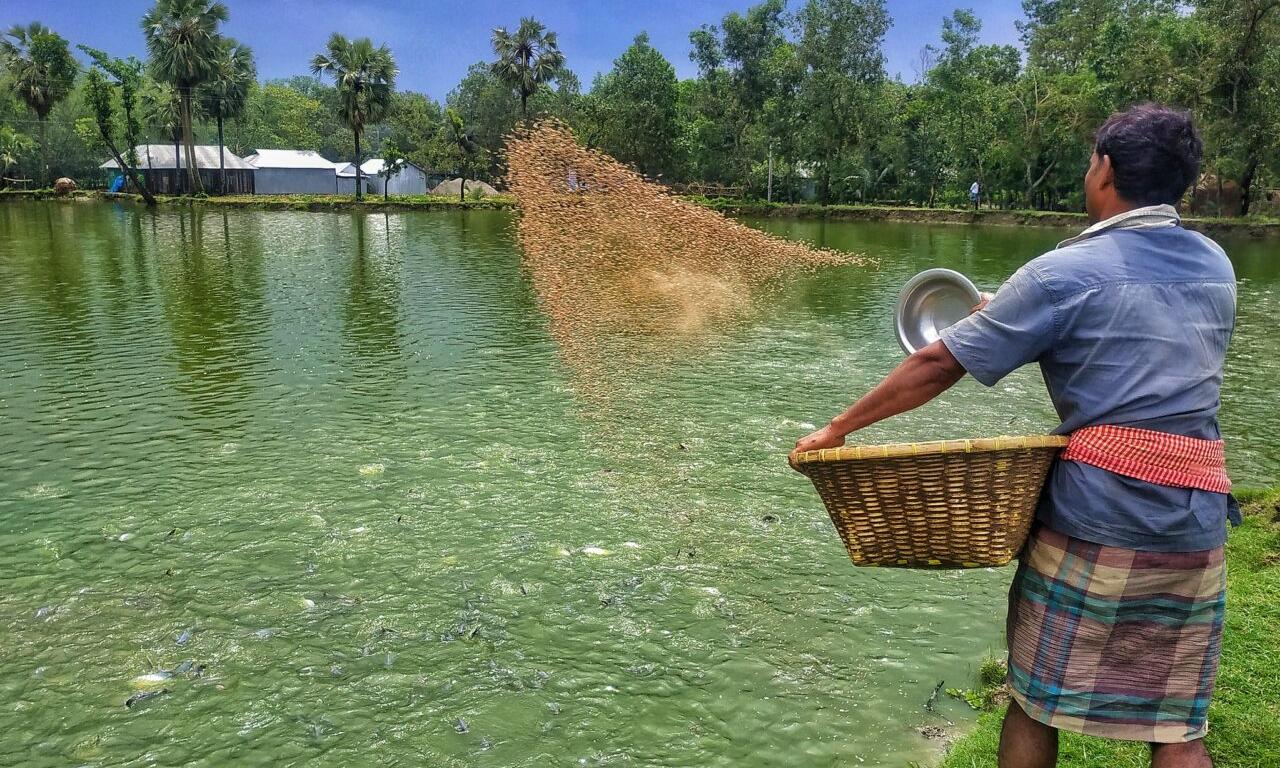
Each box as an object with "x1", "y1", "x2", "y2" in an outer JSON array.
[{"x1": 895, "y1": 268, "x2": 981, "y2": 355}]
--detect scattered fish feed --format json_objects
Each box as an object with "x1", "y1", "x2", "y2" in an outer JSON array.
[{"x1": 504, "y1": 120, "x2": 868, "y2": 398}]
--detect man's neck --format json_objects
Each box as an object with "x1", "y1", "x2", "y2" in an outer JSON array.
[{"x1": 1090, "y1": 199, "x2": 1141, "y2": 225}]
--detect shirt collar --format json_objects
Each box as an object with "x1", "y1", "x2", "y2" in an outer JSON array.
[{"x1": 1057, "y1": 204, "x2": 1181, "y2": 248}]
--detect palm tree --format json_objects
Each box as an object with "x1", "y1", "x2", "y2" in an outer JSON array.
[
  {"x1": 199, "y1": 38, "x2": 255, "y2": 194},
  {"x1": 0, "y1": 126, "x2": 35, "y2": 189},
  {"x1": 0, "y1": 23, "x2": 78, "y2": 186},
  {"x1": 141, "y1": 0, "x2": 229, "y2": 194},
  {"x1": 490, "y1": 17, "x2": 565, "y2": 120},
  {"x1": 311, "y1": 34, "x2": 397, "y2": 202}
]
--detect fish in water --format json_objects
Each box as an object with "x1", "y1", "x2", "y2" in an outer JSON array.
[
  {"x1": 125, "y1": 689, "x2": 169, "y2": 708},
  {"x1": 454, "y1": 718, "x2": 469, "y2": 734},
  {"x1": 170, "y1": 659, "x2": 206, "y2": 677},
  {"x1": 176, "y1": 628, "x2": 192, "y2": 645}
]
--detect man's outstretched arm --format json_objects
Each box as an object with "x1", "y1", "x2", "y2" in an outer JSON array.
[{"x1": 790, "y1": 340, "x2": 967, "y2": 460}]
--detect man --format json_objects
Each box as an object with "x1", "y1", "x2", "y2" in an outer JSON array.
[
  {"x1": 792, "y1": 104, "x2": 1236, "y2": 768},
  {"x1": 970, "y1": 179, "x2": 981, "y2": 210}
]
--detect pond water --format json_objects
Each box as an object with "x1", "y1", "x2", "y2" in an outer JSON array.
[{"x1": 1, "y1": 201, "x2": 1276, "y2": 767}]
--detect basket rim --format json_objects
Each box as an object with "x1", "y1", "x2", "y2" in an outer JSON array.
[{"x1": 791, "y1": 434, "x2": 1069, "y2": 465}]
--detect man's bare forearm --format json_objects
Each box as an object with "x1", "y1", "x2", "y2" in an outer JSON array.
[{"x1": 827, "y1": 340, "x2": 966, "y2": 437}]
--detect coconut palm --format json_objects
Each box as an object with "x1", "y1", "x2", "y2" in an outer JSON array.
[
  {"x1": 310, "y1": 34, "x2": 397, "y2": 202},
  {"x1": 0, "y1": 23, "x2": 78, "y2": 186},
  {"x1": 490, "y1": 17, "x2": 565, "y2": 120},
  {"x1": 141, "y1": 0, "x2": 229, "y2": 194},
  {"x1": 198, "y1": 38, "x2": 255, "y2": 194},
  {"x1": 0, "y1": 126, "x2": 36, "y2": 189}
]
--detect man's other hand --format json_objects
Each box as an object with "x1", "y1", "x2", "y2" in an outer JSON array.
[{"x1": 972, "y1": 291, "x2": 995, "y2": 313}]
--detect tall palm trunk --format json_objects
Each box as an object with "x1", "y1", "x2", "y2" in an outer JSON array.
[
  {"x1": 520, "y1": 92, "x2": 528, "y2": 120},
  {"x1": 180, "y1": 93, "x2": 201, "y2": 193},
  {"x1": 174, "y1": 132, "x2": 182, "y2": 194},
  {"x1": 354, "y1": 127, "x2": 363, "y2": 202},
  {"x1": 38, "y1": 117, "x2": 48, "y2": 187},
  {"x1": 217, "y1": 115, "x2": 225, "y2": 195}
]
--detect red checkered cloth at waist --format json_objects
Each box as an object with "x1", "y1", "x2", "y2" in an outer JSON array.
[{"x1": 1062, "y1": 425, "x2": 1231, "y2": 494}]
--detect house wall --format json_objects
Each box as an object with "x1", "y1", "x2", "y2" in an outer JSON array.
[
  {"x1": 336, "y1": 175, "x2": 362, "y2": 195},
  {"x1": 141, "y1": 168, "x2": 254, "y2": 195},
  {"x1": 374, "y1": 166, "x2": 429, "y2": 196},
  {"x1": 253, "y1": 168, "x2": 338, "y2": 195}
]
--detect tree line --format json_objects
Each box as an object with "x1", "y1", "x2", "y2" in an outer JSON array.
[{"x1": 3, "y1": 0, "x2": 1278, "y2": 214}]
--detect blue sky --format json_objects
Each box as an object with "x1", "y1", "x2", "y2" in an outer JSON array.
[{"x1": 7, "y1": 0, "x2": 1026, "y2": 101}]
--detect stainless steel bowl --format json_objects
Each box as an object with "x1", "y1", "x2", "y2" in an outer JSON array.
[{"x1": 895, "y1": 268, "x2": 981, "y2": 355}]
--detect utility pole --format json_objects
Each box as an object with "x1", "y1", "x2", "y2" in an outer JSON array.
[{"x1": 767, "y1": 144, "x2": 774, "y2": 203}]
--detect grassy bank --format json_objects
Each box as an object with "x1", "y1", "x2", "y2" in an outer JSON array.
[
  {"x1": 0, "y1": 189, "x2": 516, "y2": 212},
  {"x1": 695, "y1": 198, "x2": 1280, "y2": 239},
  {"x1": 5, "y1": 189, "x2": 1280, "y2": 237},
  {"x1": 939, "y1": 488, "x2": 1280, "y2": 768}
]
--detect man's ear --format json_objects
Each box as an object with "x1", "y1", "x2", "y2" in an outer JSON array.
[{"x1": 1097, "y1": 153, "x2": 1115, "y2": 190}]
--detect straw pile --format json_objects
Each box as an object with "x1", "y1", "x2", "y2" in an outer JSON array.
[{"x1": 505, "y1": 120, "x2": 868, "y2": 393}]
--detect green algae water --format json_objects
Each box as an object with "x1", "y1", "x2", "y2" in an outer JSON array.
[{"x1": 1, "y1": 201, "x2": 1277, "y2": 767}]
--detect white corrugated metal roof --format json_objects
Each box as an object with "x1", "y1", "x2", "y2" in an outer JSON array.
[
  {"x1": 101, "y1": 144, "x2": 254, "y2": 170},
  {"x1": 333, "y1": 161, "x2": 358, "y2": 177},
  {"x1": 245, "y1": 149, "x2": 336, "y2": 170},
  {"x1": 361, "y1": 158, "x2": 424, "y2": 175}
]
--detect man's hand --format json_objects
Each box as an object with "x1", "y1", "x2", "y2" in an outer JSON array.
[
  {"x1": 790, "y1": 424, "x2": 846, "y2": 464},
  {"x1": 787, "y1": 341, "x2": 968, "y2": 469},
  {"x1": 972, "y1": 291, "x2": 995, "y2": 313}
]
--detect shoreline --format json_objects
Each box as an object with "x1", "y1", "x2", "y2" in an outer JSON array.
[{"x1": 4, "y1": 189, "x2": 1279, "y2": 237}]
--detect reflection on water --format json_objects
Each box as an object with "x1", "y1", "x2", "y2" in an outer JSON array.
[{"x1": 0, "y1": 202, "x2": 1276, "y2": 768}]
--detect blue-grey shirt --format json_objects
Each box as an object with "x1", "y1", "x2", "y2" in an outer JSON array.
[{"x1": 939, "y1": 219, "x2": 1237, "y2": 552}]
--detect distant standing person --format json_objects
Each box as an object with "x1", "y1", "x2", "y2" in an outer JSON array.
[
  {"x1": 793, "y1": 104, "x2": 1235, "y2": 768},
  {"x1": 969, "y1": 180, "x2": 981, "y2": 210}
]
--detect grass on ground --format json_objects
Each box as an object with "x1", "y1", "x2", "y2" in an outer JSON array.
[{"x1": 939, "y1": 488, "x2": 1280, "y2": 768}]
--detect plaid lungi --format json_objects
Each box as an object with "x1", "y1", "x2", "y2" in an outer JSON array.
[{"x1": 1006, "y1": 526, "x2": 1226, "y2": 743}]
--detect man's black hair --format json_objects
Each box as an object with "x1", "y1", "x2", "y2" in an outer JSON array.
[{"x1": 1094, "y1": 104, "x2": 1203, "y2": 206}]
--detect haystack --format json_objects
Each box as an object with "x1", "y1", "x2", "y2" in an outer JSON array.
[{"x1": 431, "y1": 178, "x2": 499, "y2": 197}]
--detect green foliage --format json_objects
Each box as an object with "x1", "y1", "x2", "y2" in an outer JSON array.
[
  {"x1": 141, "y1": 0, "x2": 231, "y2": 193},
  {"x1": 4, "y1": 1, "x2": 1278, "y2": 214},
  {"x1": 198, "y1": 38, "x2": 254, "y2": 124},
  {"x1": 590, "y1": 33, "x2": 682, "y2": 179},
  {"x1": 78, "y1": 45, "x2": 145, "y2": 165},
  {"x1": 230, "y1": 82, "x2": 325, "y2": 155},
  {"x1": 0, "y1": 124, "x2": 35, "y2": 183},
  {"x1": 1, "y1": 22, "x2": 78, "y2": 184},
  {"x1": 490, "y1": 16, "x2": 566, "y2": 118},
  {"x1": 945, "y1": 656, "x2": 1008, "y2": 711},
  {"x1": 310, "y1": 34, "x2": 396, "y2": 199},
  {"x1": 1, "y1": 23, "x2": 78, "y2": 120},
  {"x1": 309, "y1": 34, "x2": 397, "y2": 135},
  {"x1": 386, "y1": 91, "x2": 443, "y2": 171}
]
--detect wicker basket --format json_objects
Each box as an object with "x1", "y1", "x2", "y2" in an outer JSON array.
[{"x1": 791, "y1": 435, "x2": 1069, "y2": 569}]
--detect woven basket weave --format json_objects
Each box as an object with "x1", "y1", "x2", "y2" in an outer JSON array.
[{"x1": 791, "y1": 435, "x2": 1069, "y2": 569}]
